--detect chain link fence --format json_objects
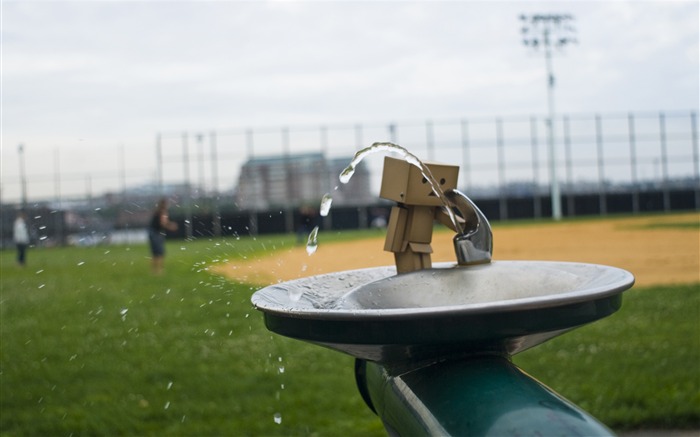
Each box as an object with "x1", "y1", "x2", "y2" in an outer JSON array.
[{"x1": 2, "y1": 110, "x2": 698, "y2": 245}]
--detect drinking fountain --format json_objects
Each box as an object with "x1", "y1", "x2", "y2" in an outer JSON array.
[{"x1": 252, "y1": 151, "x2": 635, "y2": 436}]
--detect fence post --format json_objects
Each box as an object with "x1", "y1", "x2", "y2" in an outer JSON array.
[
  {"x1": 388, "y1": 123, "x2": 397, "y2": 143},
  {"x1": 246, "y1": 128, "x2": 254, "y2": 158},
  {"x1": 119, "y1": 144, "x2": 126, "y2": 202},
  {"x1": 496, "y1": 118, "x2": 508, "y2": 220},
  {"x1": 355, "y1": 123, "x2": 363, "y2": 150},
  {"x1": 460, "y1": 119, "x2": 471, "y2": 192},
  {"x1": 659, "y1": 112, "x2": 670, "y2": 211},
  {"x1": 595, "y1": 114, "x2": 607, "y2": 215},
  {"x1": 195, "y1": 133, "x2": 205, "y2": 198},
  {"x1": 426, "y1": 119, "x2": 435, "y2": 161},
  {"x1": 529, "y1": 116, "x2": 542, "y2": 218},
  {"x1": 54, "y1": 148, "x2": 65, "y2": 245},
  {"x1": 320, "y1": 125, "x2": 329, "y2": 156},
  {"x1": 85, "y1": 174, "x2": 93, "y2": 210},
  {"x1": 562, "y1": 115, "x2": 574, "y2": 217},
  {"x1": 628, "y1": 113, "x2": 640, "y2": 213},
  {"x1": 691, "y1": 111, "x2": 699, "y2": 209},
  {"x1": 210, "y1": 131, "x2": 221, "y2": 237},
  {"x1": 320, "y1": 124, "x2": 333, "y2": 231},
  {"x1": 182, "y1": 132, "x2": 193, "y2": 239},
  {"x1": 156, "y1": 133, "x2": 163, "y2": 193},
  {"x1": 282, "y1": 127, "x2": 295, "y2": 233}
]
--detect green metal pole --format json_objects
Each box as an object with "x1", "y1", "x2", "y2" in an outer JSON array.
[{"x1": 356, "y1": 355, "x2": 614, "y2": 436}]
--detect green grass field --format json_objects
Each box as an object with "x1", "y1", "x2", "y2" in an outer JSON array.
[{"x1": 1, "y1": 226, "x2": 698, "y2": 435}]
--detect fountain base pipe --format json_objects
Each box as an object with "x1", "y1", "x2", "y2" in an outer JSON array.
[{"x1": 355, "y1": 355, "x2": 615, "y2": 436}]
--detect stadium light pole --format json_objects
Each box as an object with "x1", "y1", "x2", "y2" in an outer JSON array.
[{"x1": 520, "y1": 14, "x2": 576, "y2": 220}]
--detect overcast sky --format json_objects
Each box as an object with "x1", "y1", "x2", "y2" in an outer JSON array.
[{"x1": 1, "y1": 0, "x2": 698, "y2": 202}]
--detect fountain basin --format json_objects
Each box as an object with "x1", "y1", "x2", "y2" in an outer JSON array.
[{"x1": 252, "y1": 261, "x2": 634, "y2": 362}]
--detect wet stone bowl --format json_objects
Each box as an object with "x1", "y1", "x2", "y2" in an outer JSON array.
[{"x1": 251, "y1": 261, "x2": 635, "y2": 363}]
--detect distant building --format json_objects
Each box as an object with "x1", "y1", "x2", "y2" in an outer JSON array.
[{"x1": 236, "y1": 152, "x2": 372, "y2": 210}]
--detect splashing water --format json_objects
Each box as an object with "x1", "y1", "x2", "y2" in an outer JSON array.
[
  {"x1": 339, "y1": 142, "x2": 432, "y2": 184},
  {"x1": 340, "y1": 141, "x2": 459, "y2": 229},
  {"x1": 303, "y1": 193, "x2": 332, "y2": 256},
  {"x1": 319, "y1": 193, "x2": 333, "y2": 217},
  {"x1": 306, "y1": 226, "x2": 319, "y2": 255},
  {"x1": 273, "y1": 412, "x2": 282, "y2": 424},
  {"x1": 305, "y1": 142, "x2": 459, "y2": 259},
  {"x1": 288, "y1": 285, "x2": 304, "y2": 302}
]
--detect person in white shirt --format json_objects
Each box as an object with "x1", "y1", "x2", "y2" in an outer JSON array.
[{"x1": 13, "y1": 211, "x2": 30, "y2": 266}]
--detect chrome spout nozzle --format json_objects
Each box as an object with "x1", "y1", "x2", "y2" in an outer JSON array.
[{"x1": 445, "y1": 189, "x2": 493, "y2": 265}]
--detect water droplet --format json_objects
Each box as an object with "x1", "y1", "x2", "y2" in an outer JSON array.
[
  {"x1": 164, "y1": 401, "x2": 170, "y2": 410},
  {"x1": 289, "y1": 287, "x2": 303, "y2": 302},
  {"x1": 305, "y1": 226, "x2": 319, "y2": 255},
  {"x1": 319, "y1": 193, "x2": 333, "y2": 216},
  {"x1": 167, "y1": 381, "x2": 173, "y2": 390},
  {"x1": 278, "y1": 366, "x2": 285, "y2": 374},
  {"x1": 77, "y1": 261, "x2": 85, "y2": 266},
  {"x1": 273, "y1": 413, "x2": 282, "y2": 424}
]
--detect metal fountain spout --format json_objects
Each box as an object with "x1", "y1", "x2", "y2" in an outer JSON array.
[{"x1": 445, "y1": 189, "x2": 493, "y2": 266}]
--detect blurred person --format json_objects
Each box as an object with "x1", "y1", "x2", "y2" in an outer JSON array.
[
  {"x1": 148, "y1": 198, "x2": 178, "y2": 274},
  {"x1": 13, "y1": 211, "x2": 29, "y2": 266}
]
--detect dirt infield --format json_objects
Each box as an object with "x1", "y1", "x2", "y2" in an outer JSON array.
[{"x1": 213, "y1": 213, "x2": 699, "y2": 288}]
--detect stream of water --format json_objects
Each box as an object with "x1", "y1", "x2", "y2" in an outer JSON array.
[
  {"x1": 304, "y1": 141, "x2": 460, "y2": 257},
  {"x1": 341, "y1": 142, "x2": 458, "y2": 227}
]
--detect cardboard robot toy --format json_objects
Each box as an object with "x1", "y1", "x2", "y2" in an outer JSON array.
[{"x1": 380, "y1": 156, "x2": 460, "y2": 274}]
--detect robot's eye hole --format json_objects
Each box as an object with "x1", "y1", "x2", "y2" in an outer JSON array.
[
  {"x1": 421, "y1": 177, "x2": 428, "y2": 184},
  {"x1": 440, "y1": 178, "x2": 446, "y2": 185}
]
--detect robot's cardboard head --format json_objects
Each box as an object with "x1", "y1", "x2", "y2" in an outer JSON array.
[{"x1": 379, "y1": 156, "x2": 459, "y2": 206}]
